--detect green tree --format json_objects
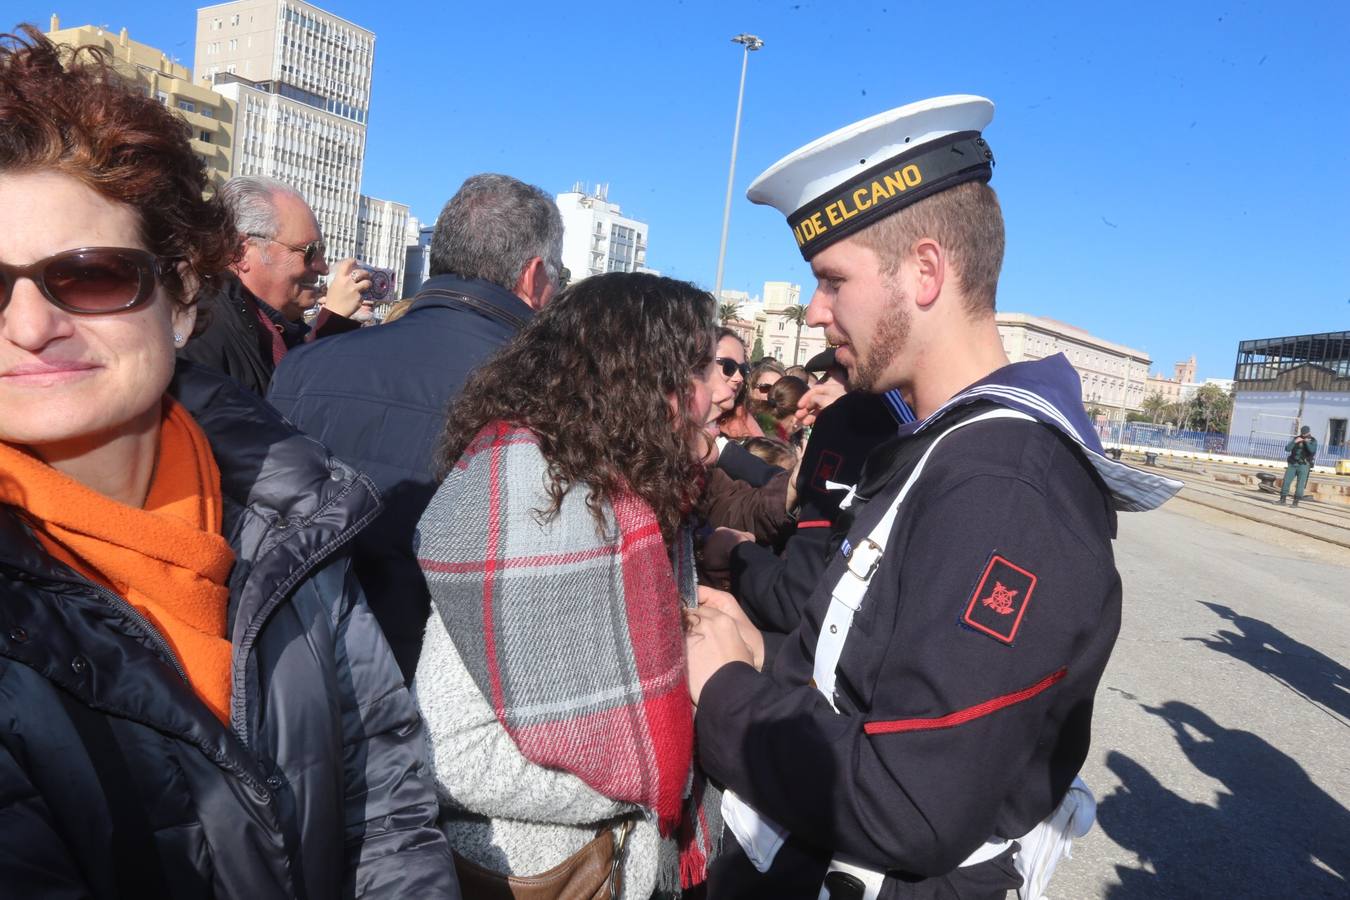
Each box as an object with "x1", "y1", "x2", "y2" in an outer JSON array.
[
  {"x1": 1182, "y1": 384, "x2": 1233, "y2": 434},
  {"x1": 781, "y1": 304, "x2": 809, "y2": 365},
  {"x1": 1086, "y1": 405, "x2": 1106, "y2": 421},
  {"x1": 718, "y1": 301, "x2": 742, "y2": 325},
  {"x1": 751, "y1": 335, "x2": 764, "y2": 362},
  {"x1": 1141, "y1": 392, "x2": 1170, "y2": 425}
]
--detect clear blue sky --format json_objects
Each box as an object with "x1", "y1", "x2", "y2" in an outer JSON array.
[{"x1": 16, "y1": 1, "x2": 1349, "y2": 379}]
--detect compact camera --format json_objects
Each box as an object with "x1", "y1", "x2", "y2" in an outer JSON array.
[{"x1": 355, "y1": 264, "x2": 396, "y2": 302}]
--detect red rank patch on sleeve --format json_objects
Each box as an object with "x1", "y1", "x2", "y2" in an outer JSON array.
[
  {"x1": 962, "y1": 553, "x2": 1037, "y2": 645},
  {"x1": 810, "y1": 450, "x2": 843, "y2": 492}
]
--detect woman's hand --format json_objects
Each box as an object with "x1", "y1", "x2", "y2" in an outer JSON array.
[
  {"x1": 684, "y1": 605, "x2": 754, "y2": 707},
  {"x1": 696, "y1": 585, "x2": 764, "y2": 671}
]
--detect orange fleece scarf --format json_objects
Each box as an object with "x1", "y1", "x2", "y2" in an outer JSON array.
[{"x1": 0, "y1": 398, "x2": 236, "y2": 723}]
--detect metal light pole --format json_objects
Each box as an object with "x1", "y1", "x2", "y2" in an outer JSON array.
[{"x1": 713, "y1": 33, "x2": 763, "y2": 301}]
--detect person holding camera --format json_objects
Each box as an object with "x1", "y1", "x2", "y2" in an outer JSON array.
[
  {"x1": 1279, "y1": 425, "x2": 1318, "y2": 506},
  {"x1": 178, "y1": 175, "x2": 370, "y2": 395}
]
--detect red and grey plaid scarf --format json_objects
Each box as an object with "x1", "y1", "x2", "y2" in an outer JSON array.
[{"x1": 421, "y1": 423, "x2": 719, "y2": 888}]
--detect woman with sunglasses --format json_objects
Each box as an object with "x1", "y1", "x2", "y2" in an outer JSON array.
[
  {"x1": 416, "y1": 273, "x2": 728, "y2": 899},
  {"x1": 713, "y1": 329, "x2": 765, "y2": 440},
  {"x1": 0, "y1": 29, "x2": 452, "y2": 898}
]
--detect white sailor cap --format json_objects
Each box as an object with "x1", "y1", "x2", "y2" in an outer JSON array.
[{"x1": 746, "y1": 95, "x2": 995, "y2": 260}]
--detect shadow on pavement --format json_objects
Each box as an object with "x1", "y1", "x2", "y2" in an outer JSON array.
[
  {"x1": 1189, "y1": 601, "x2": 1349, "y2": 721},
  {"x1": 1096, "y1": 701, "x2": 1347, "y2": 897}
]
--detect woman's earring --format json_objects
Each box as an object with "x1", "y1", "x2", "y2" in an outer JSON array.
[{"x1": 173, "y1": 332, "x2": 184, "y2": 346}]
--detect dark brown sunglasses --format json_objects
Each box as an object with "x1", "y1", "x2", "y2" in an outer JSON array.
[{"x1": 0, "y1": 247, "x2": 175, "y2": 315}]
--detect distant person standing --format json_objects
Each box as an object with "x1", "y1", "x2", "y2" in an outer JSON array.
[{"x1": 1279, "y1": 426, "x2": 1318, "y2": 506}]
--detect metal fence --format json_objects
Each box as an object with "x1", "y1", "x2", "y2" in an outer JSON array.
[{"x1": 1100, "y1": 422, "x2": 1350, "y2": 463}]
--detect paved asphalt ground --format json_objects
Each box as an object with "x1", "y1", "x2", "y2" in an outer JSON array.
[{"x1": 1049, "y1": 494, "x2": 1350, "y2": 898}]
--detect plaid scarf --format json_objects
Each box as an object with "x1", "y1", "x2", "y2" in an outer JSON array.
[{"x1": 421, "y1": 423, "x2": 719, "y2": 889}]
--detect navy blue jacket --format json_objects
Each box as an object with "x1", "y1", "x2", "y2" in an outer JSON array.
[
  {"x1": 268, "y1": 275, "x2": 533, "y2": 682},
  {"x1": 700, "y1": 356, "x2": 1180, "y2": 898}
]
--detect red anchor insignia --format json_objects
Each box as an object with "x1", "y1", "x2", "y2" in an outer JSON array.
[{"x1": 981, "y1": 581, "x2": 1018, "y2": 615}]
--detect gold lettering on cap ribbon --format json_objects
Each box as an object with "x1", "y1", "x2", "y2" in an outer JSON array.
[{"x1": 795, "y1": 163, "x2": 926, "y2": 246}]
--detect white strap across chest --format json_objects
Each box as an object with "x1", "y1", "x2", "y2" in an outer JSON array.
[
  {"x1": 812, "y1": 408, "x2": 1036, "y2": 711},
  {"x1": 722, "y1": 408, "x2": 1036, "y2": 894}
]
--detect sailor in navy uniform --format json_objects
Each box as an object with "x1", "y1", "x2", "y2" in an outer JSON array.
[{"x1": 684, "y1": 96, "x2": 1181, "y2": 900}]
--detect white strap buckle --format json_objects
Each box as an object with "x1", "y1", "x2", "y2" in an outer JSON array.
[{"x1": 844, "y1": 537, "x2": 883, "y2": 584}]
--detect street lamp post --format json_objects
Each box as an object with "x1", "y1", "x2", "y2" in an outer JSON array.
[{"x1": 713, "y1": 33, "x2": 763, "y2": 302}]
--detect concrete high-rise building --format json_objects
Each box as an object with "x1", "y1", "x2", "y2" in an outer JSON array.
[
  {"x1": 46, "y1": 16, "x2": 235, "y2": 191},
  {"x1": 195, "y1": 0, "x2": 374, "y2": 261},
  {"x1": 997, "y1": 312, "x2": 1151, "y2": 421},
  {"x1": 195, "y1": 0, "x2": 373, "y2": 123},
  {"x1": 555, "y1": 184, "x2": 650, "y2": 282},
  {"x1": 354, "y1": 194, "x2": 409, "y2": 296}
]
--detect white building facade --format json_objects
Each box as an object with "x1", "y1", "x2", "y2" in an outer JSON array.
[
  {"x1": 355, "y1": 195, "x2": 410, "y2": 296},
  {"x1": 555, "y1": 185, "x2": 649, "y2": 282},
  {"x1": 196, "y1": 0, "x2": 374, "y2": 261},
  {"x1": 996, "y1": 312, "x2": 1150, "y2": 420},
  {"x1": 759, "y1": 281, "x2": 827, "y2": 366}
]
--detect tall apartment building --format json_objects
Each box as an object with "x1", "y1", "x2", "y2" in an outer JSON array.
[
  {"x1": 354, "y1": 195, "x2": 410, "y2": 296},
  {"x1": 996, "y1": 312, "x2": 1151, "y2": 420},
  {"x1": 194, "y1": 0, "x2": 374, "y2": 261},
  {"x1": 555, "y1": 185, "x2": 650, "y2": 282},
  {"x1": 46, "y1": 16, "x2": 235, "y2": 190}
]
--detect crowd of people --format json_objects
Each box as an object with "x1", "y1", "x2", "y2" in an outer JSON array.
[{"x1": 0, "y1": 26, "x2": 1181, "y2": 900}]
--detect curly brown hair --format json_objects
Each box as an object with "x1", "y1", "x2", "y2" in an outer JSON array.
[
  {"x1": 0, "y1": 25, "x2": 236, "y2": 306},
  {"x1": 439, "y1": 272, "x2": 717, "y2": 543}
]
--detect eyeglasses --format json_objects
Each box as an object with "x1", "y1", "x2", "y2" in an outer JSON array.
[
  {"x1": 754, "y1": 382, "x2": 776, "y2": 393},
  {"x1": 247, "y1": 233, "x2": 326, "y2": 267},
  {"x1": 716, "y1": 357, "x2": 750, "y2": 379},
  {"x1": 0, "y1": 247, "x2": 174, "y2": 315}
]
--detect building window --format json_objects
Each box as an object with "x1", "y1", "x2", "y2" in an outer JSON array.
[
  {"x1": 177, "y1": 99, "x2": 196, "y2": 113},
  {"x1": 200, "y1": 105, "x2": 214, "y2": 118},
  {"x1": 199, "y1": 131, "x2": 212, "y2": 143}
]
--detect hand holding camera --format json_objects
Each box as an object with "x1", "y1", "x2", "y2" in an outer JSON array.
[{"x1": 323, "y1": 258, "x2": 372, "y2": 318}]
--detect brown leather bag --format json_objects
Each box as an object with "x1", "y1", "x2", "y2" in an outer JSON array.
[{"x1": 451, "y1": 819, "x2": 634, "y2": 900}]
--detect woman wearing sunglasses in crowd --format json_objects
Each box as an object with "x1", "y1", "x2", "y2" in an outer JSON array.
[
  {"x1": 712, "y1": 329, "x2": 765, "y2": 441},
  {"x1": 0, "y1": 29, "x2": 453, "y2": 898},
  {"x1": 414, "y1": 272, "x2": 728, "y2": 898},
  {"x1": 746, "y1": 359, "x2": 785, "y2": 402}
]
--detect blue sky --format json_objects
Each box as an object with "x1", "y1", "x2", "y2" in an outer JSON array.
[{"x1": 16, "y1": 1, "x2": 1348, "y2": 379}]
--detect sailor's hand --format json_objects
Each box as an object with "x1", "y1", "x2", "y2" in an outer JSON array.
[
  {"x1": 794, "y1": 380, "x2": 846, "y2": 427},
  {"x1": 684, "y1": 605, "x2": 754, "y2": 706}
]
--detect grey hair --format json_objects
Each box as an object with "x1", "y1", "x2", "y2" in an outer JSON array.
[
  {"x1": 218, "y1": 175, "x2": 305, "y2": 242},
  {"x1": 429, "y1": 173, "x2": 564, "y2": 290}
]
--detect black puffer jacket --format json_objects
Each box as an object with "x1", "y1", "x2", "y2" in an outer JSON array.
[{"x1": 0, "y1": 363, "x2": 457, "y2": 899}]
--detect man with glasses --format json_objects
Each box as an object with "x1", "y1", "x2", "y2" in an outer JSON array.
[
  {"x1": 179, "y1": 175, "x2": 369, "y2": 395},
  {"x1": 268, "y1": 173, "x2": 565, "y2": 683}
]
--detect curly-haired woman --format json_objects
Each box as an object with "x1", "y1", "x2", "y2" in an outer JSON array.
[
  {"x1": 415, "y1": 272, "x2": 730, "y2": 898},
  {"x1": 0, "y1": 27, "x2": 452, "y2": 897}
]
